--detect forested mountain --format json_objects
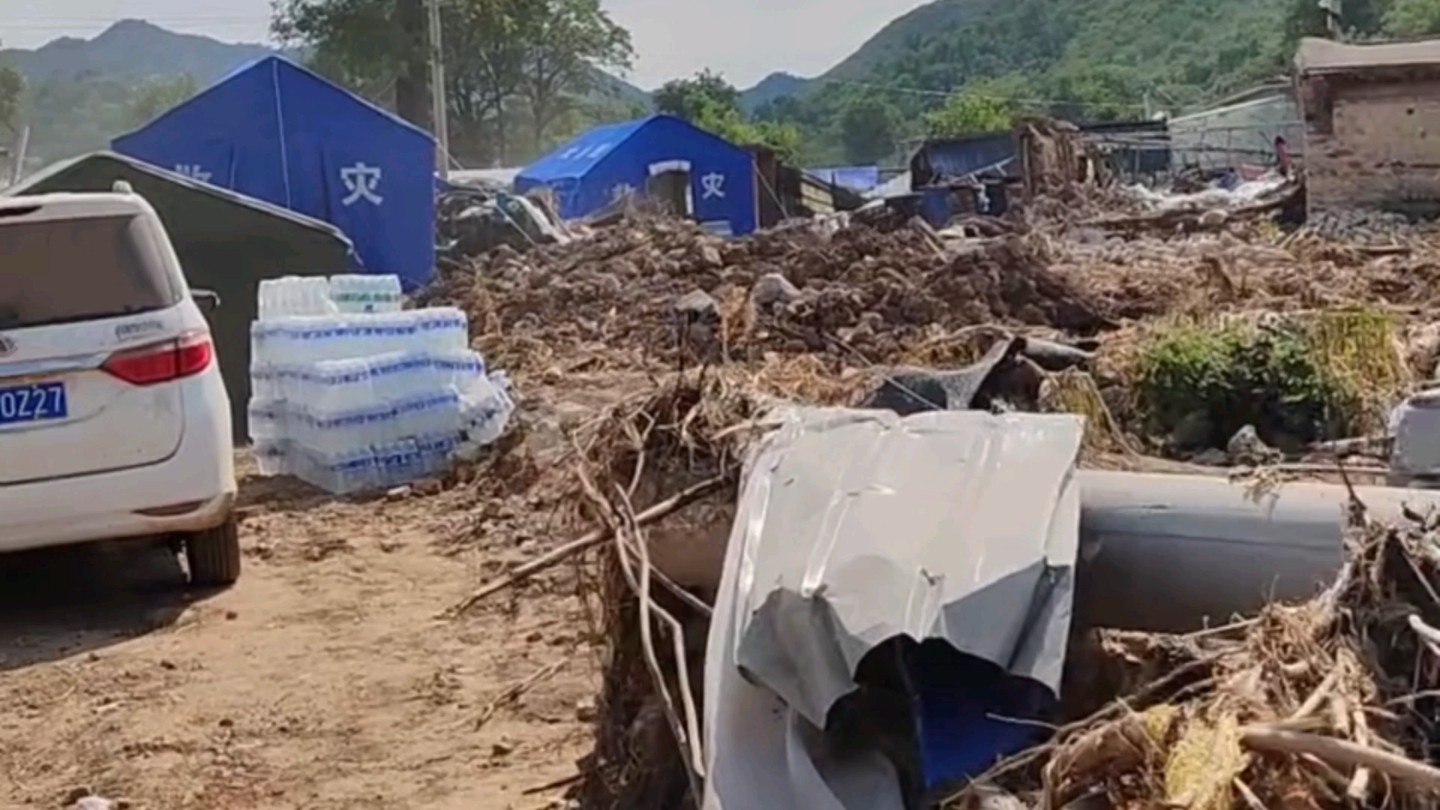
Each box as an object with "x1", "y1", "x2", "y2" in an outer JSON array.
[
  {"x1": 0, "y1": 20, "x2": 285, "y2": 84},
  {"x1": 0, "y1": 19, "x2": 649, "y2": 168},
  {"x1": 738, "y1": 0, "x2": 1305, "y2": 165},
  {"x1": 9, "y1": 0, "x2": 1440, "y2": 172}
]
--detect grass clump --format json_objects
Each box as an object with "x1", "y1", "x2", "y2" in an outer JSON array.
[{"x1": 1135, "y1": 311, "x2": 1398, "y2": 452}]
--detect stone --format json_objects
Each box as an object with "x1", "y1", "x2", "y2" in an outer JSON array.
[
  {"x1": 1197, "y1": 209, "x2": 1229, "y2": 230},
  {"x1": 673, "y1": 289, "x2": 719, "y2": 320},
  {"x1": 492, "y1": 739, "x2": 515, "y2": 757},
  {"x1": 697, "y1": 243, "x2": 723, "y2": 269},
  {"x1": 750, "y1": 272, "x2": 801, "y2": 309},
  {"x1": 412, "y1": 478, "x2": 444, "y2": 497},
  {"x1": 1227, "y1": 424, "x2": 1281, "y2": 465}
]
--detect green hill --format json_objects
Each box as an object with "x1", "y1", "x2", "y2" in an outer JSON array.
[
  {"x1": 749, "y1": 0, "x2": 1296, "y2": 164},
  {"x1": 2, "y1": 20, "x2": 651, "y2": 169}
]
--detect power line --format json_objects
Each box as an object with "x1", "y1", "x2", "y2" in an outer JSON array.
[{"x1": 809, "y1": 76, "x2": 1154, "y2": 110}]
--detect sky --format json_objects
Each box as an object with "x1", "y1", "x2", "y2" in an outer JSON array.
[{"x1": 0, "y1": 0, "x2": 933, "y2": 89}]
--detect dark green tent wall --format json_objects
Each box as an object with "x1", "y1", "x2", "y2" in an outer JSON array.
[{"x1": 5, "y1": 151, "x2": 355, "y2": 440}]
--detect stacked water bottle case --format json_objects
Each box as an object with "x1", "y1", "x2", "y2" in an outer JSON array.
[{"x1": 248, "y1": 275, "x2": 514, "y2": 494}]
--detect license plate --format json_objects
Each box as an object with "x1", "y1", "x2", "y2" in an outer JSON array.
[{"x1": 0, "y1": 382, "x2": 67, "y2": 426}]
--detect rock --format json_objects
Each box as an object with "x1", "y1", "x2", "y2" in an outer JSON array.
[
  {"x1": 69, "y1": 795, "x2": 130, "y2": 810},
  {"x1": 1227, "y1": 424, "x2": 1281, "y2": 465},
  {"x1": 412, "y1": 478, "x2": 444, "y2": 497},
  {"x1": 673, "y1": 289, "x2": 719, "y2": 319},
  {"x1": 575, "y1": 698, "x2": 597, "y2": 723},
  {"x1": 750, "y1": 272, "x2": 801, "y2": 308},
  {"x1": 697, "y1": 243, "x2": 723, "y2": 269},
  {"x1": 385, "y1": 486, "x2": 412, "y2": 502},
  {"x1": 492, "y1": 739, "x2": 515, "y2": 757},
  {"x1": 1197, "y1": 209, "x2": 1229, "y2": 230}
]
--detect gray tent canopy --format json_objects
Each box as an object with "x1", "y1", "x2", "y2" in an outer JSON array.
[{"x1": 5, "y1": 151, "x2": 356, "y2": 439}]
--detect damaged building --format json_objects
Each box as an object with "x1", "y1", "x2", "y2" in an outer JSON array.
[{"x1": 1298, "y1": 36, "x2": 1440, "y2": 220}]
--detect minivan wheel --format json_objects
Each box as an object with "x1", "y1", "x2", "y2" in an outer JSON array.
[{"x1": 186, "y1": 515, "x2": 242, "y2": 587}]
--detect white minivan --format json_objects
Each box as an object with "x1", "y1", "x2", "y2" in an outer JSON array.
[{"x1": 0, "y1": 190, "x2": 240, "y2": 585}]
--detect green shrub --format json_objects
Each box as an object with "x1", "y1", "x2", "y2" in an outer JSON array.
[{"x1": 1136, "y1": 319, "x2": 1343, "y2": 451}]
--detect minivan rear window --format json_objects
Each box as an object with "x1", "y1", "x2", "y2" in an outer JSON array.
[{"x1": 0, "y1": 214, "x2": 179, "y2": 330}]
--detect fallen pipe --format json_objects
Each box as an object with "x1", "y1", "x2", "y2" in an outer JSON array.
[
  {"x1": 637, "y1": 470, "x2": 1440, "y2": 636},
  {"x1": 1075, "y1": 470, "x2": 1440, "y2": 633}
]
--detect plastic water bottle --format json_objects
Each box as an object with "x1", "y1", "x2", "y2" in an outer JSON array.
[
  {"x1": 414, "y1": 308, "x2": 470, "y2": 352},
  {"x1": 373, "y1": 440, "x2": 423, "y2": 488},
  {"x1": 330, "y1": 274, "x2": 403, "y2": 314},
  {"x1": 247, "y1": 399, "x2": 284, "y2": 442},
  {"x1": 255, "y1": 439, "x2": 290, "y2": 476}
]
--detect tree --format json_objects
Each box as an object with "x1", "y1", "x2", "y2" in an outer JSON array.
[
  {"x1": 654, "y1": 69, "x2": 740, "y2": 121},
  {"x1": 0, "y1": 45, "x2": 22, "y2": 138},
  {"x1": 923, "y1": 85, "x2": 1014, "y2": 137},
  {"x1": 126, "y1": 75, "x2": 199, "y2": 128},
  {"x1": 839, "y1": 96, "x2": 899, "y2": 164},
  {"x1": 1283, "y1": 0, "x2": 1389, "y2": 43},
  {"x1": 512, "y1": 0, "x2": 634, "y2": 147},
  {"x1": 273, "y1": 0, "x2": 431, "y2": 127},
  {"x1": 274, "y1": 0, "x2": 634, "y2": 160},
  {"x1": 444, "y1": 0, "x2": 529, "y2": 162},
  {"x1": 1386, "y1": 0, "x2": 1440, "y2": 34},
  {"x1": 650, "y1": 70, "x2": 803, "y2": 162}
]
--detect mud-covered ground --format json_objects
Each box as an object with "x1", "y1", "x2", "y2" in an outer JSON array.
[{"x1": 0, "y1": 370, "x2": 658, "y2": 810}]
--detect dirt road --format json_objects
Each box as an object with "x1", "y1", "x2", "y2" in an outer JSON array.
[{"x1": 0, "y1": 457, "x2": 598, "y2": 809}]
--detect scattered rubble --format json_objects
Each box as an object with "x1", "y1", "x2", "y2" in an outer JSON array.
[
  {"x1": 1309, "y1": 208, "x2": 1421, "y2": 244},
  {"x1": 412, "y1": 168, "x2": 1440, "y2": 810},
  {"x1": 420, "y1": 216, "x2": 1113, "y2": 376}
]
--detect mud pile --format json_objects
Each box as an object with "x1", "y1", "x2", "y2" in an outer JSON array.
[{"x1": 421, "y1": 216, "x2": 1112, "y2": 374}]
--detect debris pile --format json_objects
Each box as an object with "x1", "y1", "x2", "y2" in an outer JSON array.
[
  {"x1": 422, "y1": 216, "x2": 1112, "y2": 375},
  {"x1": 945, "y1": 493, "x2": 1440, "y2": 810},
  {"x1": 1310, "y1": 209, "x2": 1423, "y2": 245}
]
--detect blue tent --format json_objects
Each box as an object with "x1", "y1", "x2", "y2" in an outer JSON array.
[
  {"x1": 517, "y1": 114, "x2": 757, "y2": 235},
  {"x1": 112, "y1": 56, "x2": 436, "y2": 289}
]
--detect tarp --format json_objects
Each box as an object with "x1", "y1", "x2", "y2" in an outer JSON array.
[
  {"x1": 704, "y1": 407, "x2": 1083, "y2": 809},
  {"x1": 516, "y1": 114, "x2": 758, "y2": 235},
  {"x1": 111, "y1": 56, "x2": 436, "y2": 290},
  {"x1": 5, "y1": 151, "x2": 354, "y2": 438}
]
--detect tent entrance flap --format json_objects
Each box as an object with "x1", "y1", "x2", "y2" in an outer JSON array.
[{"x1": 647, "y1": 160, "x2": 694, "y2": 217}]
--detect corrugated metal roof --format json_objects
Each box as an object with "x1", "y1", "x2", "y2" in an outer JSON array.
[{"x1": 1298, "y1": 36, "x2": 1440, "y2": 74}]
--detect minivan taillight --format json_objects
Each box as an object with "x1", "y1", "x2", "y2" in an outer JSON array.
[{"x1": 102, "y1": 332, "x2": 214, "y2": 386}]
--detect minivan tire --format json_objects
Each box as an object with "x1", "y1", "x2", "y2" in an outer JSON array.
[{"x1": 186, "y1": 515, "x2": 241, "y2": 587}]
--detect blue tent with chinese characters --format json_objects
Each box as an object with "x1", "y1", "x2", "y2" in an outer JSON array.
[
  {"x1": 111, "y1": 55, "x2": 436, "y2": 289},
  {"x1": 516, "y1": 114, "x2": 758, "y2": 235}
]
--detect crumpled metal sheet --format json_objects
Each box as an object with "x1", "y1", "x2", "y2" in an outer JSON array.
[
  {"x1": 703, "y1": 407, "x2": 1083, "y2": 810},
  {"x1": 732, "y1": 407, "x2": 1084, "y2": 726}
]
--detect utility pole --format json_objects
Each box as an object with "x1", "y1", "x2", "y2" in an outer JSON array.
[
  {"x1": 11, "y1": 125, "x2": 29, "y2": 185},
  {"x1": 426, "y1": 0, "x2": 450, "y2": 177},
  {"x1": 1320, "y1": 0, "x2": 1342, "y2": 37}
]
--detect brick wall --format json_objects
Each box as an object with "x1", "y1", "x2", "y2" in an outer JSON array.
[{"x1": 1306, "y1": 77, "x2": 1440, "y2": 216}]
